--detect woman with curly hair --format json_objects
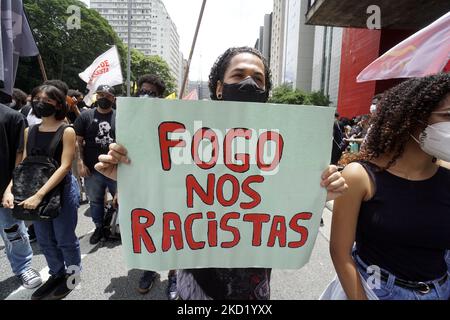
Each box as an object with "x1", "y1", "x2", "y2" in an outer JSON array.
[
  {"x1": 95, "y1": 46, "x2": 348, "y2": 300},
  {"x1": 328, "y1": 73, "x2": 450, "y2": 300}
]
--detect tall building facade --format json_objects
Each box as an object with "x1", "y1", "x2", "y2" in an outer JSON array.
[
  {"x1": 91, "y1": 0, "x2": 181, "y2": 90},
  {"x1": 311, "y1": 26, "x2": 343, "y2": 107},
  {"x1": 255, "y1": 14, "x2": 272, "y2": 64},
  {"x1": 305, "y1": 0, "x2": 449, "y2": 117},
  {"x1": 269, "y1": 0, "x2": 343, "y2": 105},
  {"x1": 281, "y1": 0, "x2": 315, "y2": 91},
  {"x1": 270, "y1": 0, "x2": 286, "y2": 87},
  {"x1": 188, "y1": 81, "x2": 210, "y2": 100}
]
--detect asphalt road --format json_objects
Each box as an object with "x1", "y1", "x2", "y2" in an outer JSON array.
[{"x1": 0, "y1": 203, "x2": 335, "y2": 300}]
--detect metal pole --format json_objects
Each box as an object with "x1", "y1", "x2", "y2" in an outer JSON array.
[
  {"x1": 127, "y1": 0, "x2": 132, "y2": 97},
  {"x1": 179, "y1": 0, "x2": 207, "y2": 99}
]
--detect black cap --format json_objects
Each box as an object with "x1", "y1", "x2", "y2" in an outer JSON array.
[{"x1": 96, "y1": 85, "x2": 115, "y2": 96}]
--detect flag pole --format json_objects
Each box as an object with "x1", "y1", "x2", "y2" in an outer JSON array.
[
  {"x1": 127, "y1": 0, "x2": 132, "y2": 97},
  {"x1": 37, "y1": 55, "x2": 48, "y2": 81},
  {"x1": 179, "y1": 0, "x2": 207, "y2": 99}
]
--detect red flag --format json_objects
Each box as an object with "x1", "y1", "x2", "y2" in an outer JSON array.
[
  {"x1": 357, "y1": 12, "x2": 450, "y2": 82},
  {"x1": 182, "y1": 89, "x2": 199, "y2": 100}
]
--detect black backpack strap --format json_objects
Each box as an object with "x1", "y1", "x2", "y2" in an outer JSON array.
[
  {"x1": 26, "y1": 125, "x2": 40, "y2": 156},
  {"x1": 48, "y1": 125, "x2": 69, "y2": 159}
]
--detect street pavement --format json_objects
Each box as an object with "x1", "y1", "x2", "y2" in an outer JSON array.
[{"x1": 0, "y1": 202, "x2": 335, "y2": 300}]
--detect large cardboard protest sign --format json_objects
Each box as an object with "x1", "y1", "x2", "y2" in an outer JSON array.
[{"x1": 117, "y1": 98, "x2": 334, "y2": 271}]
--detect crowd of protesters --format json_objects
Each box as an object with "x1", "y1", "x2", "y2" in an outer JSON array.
[
  {"x1": 1, "y1": 46, "x2": 449, "y2": 301},
  {"x1": 0, "y1": 74, "x2": 183, "y2": 300}
]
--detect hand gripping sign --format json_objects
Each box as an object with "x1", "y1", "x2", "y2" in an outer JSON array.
[{"x1": 117, "y1": 98, "x2": 334, "y2": 271}]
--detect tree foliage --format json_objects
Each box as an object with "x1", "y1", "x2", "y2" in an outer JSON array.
[
  {"x1": 17, "y1": 0, "x2": 126, "y2": 94},
  {"x1": 269, "y1": 84, "x2": 332, "y2": 106},
  {"x1": 130, "y1": 49, "x2": 176, "y2": 96},
  {"x1": 16, "y1": 0, "x2": 176, "y2": 97}
]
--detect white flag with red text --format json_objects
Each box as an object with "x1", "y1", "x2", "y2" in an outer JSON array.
[{"x1": 79, "y1": 46, "x2": 123, "y2": 105}]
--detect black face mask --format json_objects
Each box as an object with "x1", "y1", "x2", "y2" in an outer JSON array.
[
  {"x1": 97, "y1": 97, "x2": 113, "y2": 110},
  {"x1": 221, "y1": 77, "x2": 267, "y2": 103},
  {"x1": 33, "y1": 101, "x2": 56, "y2": 117}
]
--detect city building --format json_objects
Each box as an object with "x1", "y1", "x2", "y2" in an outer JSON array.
[
  {"x1": 306, "y1": 0, "x2": 450, "y2": 117},
  {"x1": 270, "y1": 0, "x2": 286, "y2": 87},
  {"x1": 255, "y1": 14, "x2": 272, "y2": 64},
  {"x1": 269, "y1": 0, "x2": 345, "y2": 104},
  {"x1": 187, "y1": 81, "x2": 210, "y2": 100},
  {"x1": 281, "y1": 0, "x2": 315, "y2": 92},
  {"x1": 91, "y1": 0, "x2": 182, "y2": 90},
  {"x1": 311, "y1": 26, "x2": 343, "y2": 107}
]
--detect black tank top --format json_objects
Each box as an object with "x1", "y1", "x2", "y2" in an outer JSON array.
[
  {"x1": 28, "y1": 127, "x2": 64, "y2": 165},
  {"x1": 356, "y1": 161, "x2": 450, "y2": 282}
]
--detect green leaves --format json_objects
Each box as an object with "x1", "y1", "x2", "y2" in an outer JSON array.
[
  {"x1": 16, "y1": 0, "x2": 175, "y2": 97},
  {"x1": 17, "y1": 0, "x2": 124, "y2": 93},
  {"x1": 130, "y1": 49, "x2": 176, "y2": 96},
  {"x1": 269, "y1": 84, "x2": 332, "y2": 106}
]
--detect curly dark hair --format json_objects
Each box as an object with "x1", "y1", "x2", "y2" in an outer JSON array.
[
  {"x1": 359, "y1": 73, "x2": 450, "y2": 169},
  {"x1": 137, "y1": 74, "x2": 166, "y2": 97},
  {"x1": 208, "y1": 47, "x2": 272, "y2": 101}
]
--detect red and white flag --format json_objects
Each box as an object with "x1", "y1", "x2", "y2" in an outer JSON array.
[
  {"x1": 182, "y1": 89, "x2": 199, "y2": 100},
  {"x1": 79, "y1": 46, "x2": 123, "y2": 105},
  {"x1": 357, "y1": 12, "x2": 450, "y2": 82}
]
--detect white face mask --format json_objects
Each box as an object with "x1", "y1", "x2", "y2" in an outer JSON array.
[
  {"x1": 370, "y1": 104, "x2": 377, "y2": 114},
  {"x1": 412, "y1": 121, "x2": 450, "y2": 161}
]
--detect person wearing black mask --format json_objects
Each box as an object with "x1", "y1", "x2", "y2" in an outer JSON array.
[
  {"x1": 74, "y1": 85, "x2": 117, "y2": 244},
  {"x1": 7, "y1": 85, "x2": 80, "y2": 300},
  {"x1": 94, "y1": 47, "x2": 347, "y2": 300},
  {"x1": 135, "y1": 74, "x2": 166, "y2": 98}
]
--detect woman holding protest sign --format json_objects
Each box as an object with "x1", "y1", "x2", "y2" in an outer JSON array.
[
  {"x1": 95, "y1": 46, "x2": 347, "y2": 300},
  {"x1": 327, "y1": 73, "x2": 450, "y2": 300}
]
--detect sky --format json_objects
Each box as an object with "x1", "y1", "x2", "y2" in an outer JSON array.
[{"x1": 80, "y1": 0, "x2": 274, "y2": 81}]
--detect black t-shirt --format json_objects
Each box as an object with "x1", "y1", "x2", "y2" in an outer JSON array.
[
  {"x1": 67, "y1": 111, "x2": 78, "y2": 124},
  {"x1": 0, "y1": 104, "x2": 26, "y2": 196},
  {"x1": 74, "y1": 109, "x2": 116, "y2": 171},
  {"x1": 186, "y1": 268, "x2": 271, "y2": 300}
]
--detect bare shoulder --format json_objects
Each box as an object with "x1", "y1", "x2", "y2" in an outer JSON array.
[
  {"x1": 340, "y1": 162, "x2": 373, "y2": 199},
  {"x1": 62, "y1": 126, "x2": 76, "y2": 142},
  {"x1": 64, "y1": 126, "x2": 76, "y2": 136},
  {"x1": 341, "y1": 162, "x2": 369, "y2": 180}
]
